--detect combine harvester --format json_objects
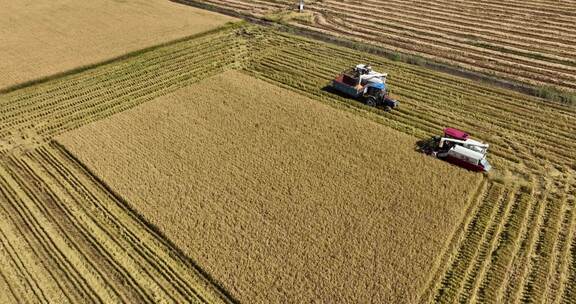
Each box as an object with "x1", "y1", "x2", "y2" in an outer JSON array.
[
  {"x1": 331, "y1": 65, "x2": 488, "y2": 172},
  {"x1": 330, "y1": 64, "x2": 399, "y2": 111},
  {"x1": 422, "y1": 128, "x2": 492, "y2": 172}
]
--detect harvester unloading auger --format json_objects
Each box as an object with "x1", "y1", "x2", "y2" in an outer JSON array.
[{"x1": 330, "y1": 64, "x2": 399, "y2": 111}]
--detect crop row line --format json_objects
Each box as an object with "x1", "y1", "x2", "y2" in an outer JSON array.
[
  {"x1": 315, "y1": 11, "x2": 576, "y2": 90},
  {"x1": 248, "y1": 59, "x2": 525, "y2": 166},
  {"x1": 433, "y1": 182, "x2": 504, "y2": 303},
  {"x1": 520, "y1": 184, "x2": 566, "y2": 303},
  {"x1": 0, "y1": 51, "x2": 240, "y2": 149},
  {"x1": 501, "y1": 178, "x2": 551, "y2": 302},
  {"x1": 248, "y1": 41, "x2": 576, "y2": 169},
  {"x1": 322, "y1": 3, "x2": 576, "y2": 71},
  {"x1": 265, "y1": 30, "x2": 576, "y2": 117},
  {"x1": 0, "y1": 38, "x2": 243, "y2": 131},
  {"x1": 0, "y1": 202, "x2": 49, "y2": 303},
  {"x1": 560, "y1": 187, "x2": 576, "y2": 303},
  {"x1": 248, "y1": 54, "x2": 557, "y2": 167},
  {"x1": 40, "y1": 59, "x2": 235, "y2": 141},
  {"x1": 267, "y1": 44, "x2": 576, "y2": 140},
  {"x1": 459, "y1": 187, "x2": 517, "y2": 303},
  {"x1": 476, "y1": 186, "x2": 534, "y2": 303},
  {"x1": 417, "y1": 178, "x2": 489, "y2": 303},
  {"x1": 0, "y1": 159, "x2": 103, "y2": 303},
  {"x1": 342, "y1": 0, "x2": 576, "y2": 46},
  {"x1": 0, "y1": 29, "x2": 239, "y2": 106},
  {"x1": 547, "y1": 182, "x2": 576, "y2": 304}
]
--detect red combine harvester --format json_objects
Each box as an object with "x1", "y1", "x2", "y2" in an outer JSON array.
[{"x1": 422, "y1": 128, "x2": 492, "y2": 172}]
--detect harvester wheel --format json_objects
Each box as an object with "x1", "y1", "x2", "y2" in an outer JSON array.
[
  {"x1": 366, "y1": 96, "x2": 377, "y2": 107},
  {"x1": 384, "y1": 106, "x2": 392, "y2": 112}
]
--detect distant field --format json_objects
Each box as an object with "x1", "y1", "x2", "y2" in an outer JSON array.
[
  {"x1": 57, "y1": 71, "x2": 480, "y2": 303},
  {"x1": 176, "y1": 0, "x2": 576, "y2": 94},
  {"x1": 0, "y1": 0, "x2": 236, "y2": 91}
]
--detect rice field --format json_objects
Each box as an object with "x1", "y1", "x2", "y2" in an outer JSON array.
[
  {"x1": 0, "y1": 22, "x2": 574, "y2": 303},
  {"x1": 0, "y1": 0, "x2": 236, "y2": 91},
  {"x1": 57, "y1": 71, "x2": 481, "y2": 303},
  {"x1": 175, "y1": 0, "x2": 576, "y2": 94}
]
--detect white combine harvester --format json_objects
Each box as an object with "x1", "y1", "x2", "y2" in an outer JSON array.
[{"x1": 422, "y1": 128, "x2": 492, "y2": 172}]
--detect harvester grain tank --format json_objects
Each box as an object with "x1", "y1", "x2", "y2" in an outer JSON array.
[
  {"x1": 423, "y1": 128, "x2": 492, "y2": 172},
  {"x1": 330, "y1": 64, "x2": 399, "y2": 111}
]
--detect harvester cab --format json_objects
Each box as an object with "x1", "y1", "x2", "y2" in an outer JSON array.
[
  {"x1": 330, "y1": 64, "x2": 399, "y2": 111},
  {"x1": 423, "y1": 128, "x2": 492, "y2": 172}
]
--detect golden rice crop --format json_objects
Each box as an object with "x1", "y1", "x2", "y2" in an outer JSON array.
[{"x1": 57, "y1": 71, "x2": 481, "y2": 303}]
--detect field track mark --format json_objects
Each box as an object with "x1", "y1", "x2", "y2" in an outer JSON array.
[
  {"x1": 462, "y1": 187, "x2": 518, "y2": 303},
  {"x1": 417, "y1": 178, "x2": 488, "y2": 303}
]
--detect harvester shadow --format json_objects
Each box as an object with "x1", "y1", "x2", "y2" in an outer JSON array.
[{"x1": 415, "y1": 137, "x2": 437, "y2": 154}]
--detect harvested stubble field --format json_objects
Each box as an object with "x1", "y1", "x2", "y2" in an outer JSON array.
[
  {"x1": 175, "y1": 0, "x2": 576, "y2": 95},
  {"x1": 0, "y1": 0, "x2": 236, "y2": 91},
  {"x1": 57, "y1": 71, "x2": 481, "y2": 303},
  {"x1": 0, "y1": 22, "x2": 575, "y2": 303}
]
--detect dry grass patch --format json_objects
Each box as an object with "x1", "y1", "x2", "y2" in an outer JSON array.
[
  {"x1": 57, "y1": 71, "x2": 480, "y2": 303},
  {"x1": 0, "y1": 0, "x2": 236, "y2": 91}
]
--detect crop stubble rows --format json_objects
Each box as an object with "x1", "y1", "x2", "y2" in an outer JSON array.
[{"x1": 178, "y1": 0, "x2": 576, "y2": 94}]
